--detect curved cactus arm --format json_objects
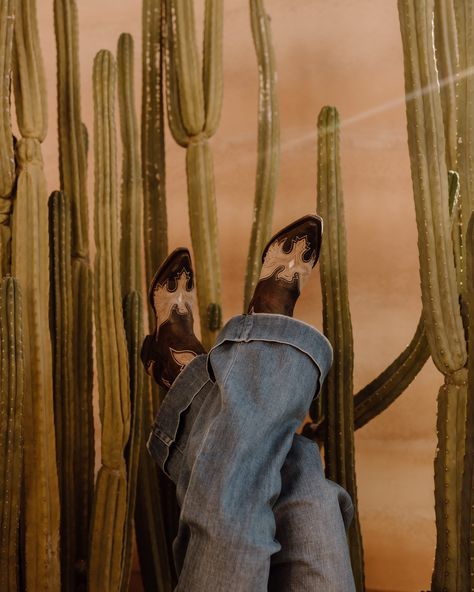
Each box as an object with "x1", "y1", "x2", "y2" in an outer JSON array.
[
  {"x1": 0, "y1": 278, "x2": 24, "y2": 592},
  {"x1": 317, "y1": 106, "x2": 365, "y2": 590},
  {"x1": 172, "y1": 0, "x2": 205, "y2": 135},
  {"x1": 13, "y1": 0, "x2": 47, "y2": 141},
  {"x1": 54, "y1": 0, "x2": 89, "y2": 258},
  {"x1": 142, "y1": 0, "x2": 169, "y2": 284},
  {"x1": 460, "y1": 213, "x2": 474, "y2": 590},
  {"x1": 119, "y1": 291, "x2": 144, "y2": 592},
  {"x1": 0, "y1": 0, "x2": 15, "y2": 199},
  {"x1": 202, "y1": 0, "x2": 223, "y2": 137},
  {"x1": 48, "y1": 190, "x2": 77, "y2": 592},
  {"x1": 243, "y1": 0, "x2": 280, "y2": 311},
  {"x1": 353, "y1": 313, "x2": 430, "y2": 429},
  {"x1": 432, "y1": 368, "x2": 468, "y2": 591},
  {"x1": 434, "y1": 0, "x2": 458, "y2": 172},
  {"x1": 89, "y1": 49, "x2": 130, "y2": 591},
  {"x1": 118, "y1": 33, "x2": 143, "y2": 296},
  {"x1": 398, "y1": 0, "x2": 466, "y2": 374},
  {"x1": 164, "y1": 0, "x2": 189, "y2": 148}
]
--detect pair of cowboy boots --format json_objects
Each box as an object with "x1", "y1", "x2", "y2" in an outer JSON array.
[{"x1": 141, "y1": 215, "x2": 323, "y2": 390}]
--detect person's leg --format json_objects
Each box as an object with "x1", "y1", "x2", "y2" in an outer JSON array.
[{"x1": 269, "y1": 434, "x2": 355, "y2": 591}]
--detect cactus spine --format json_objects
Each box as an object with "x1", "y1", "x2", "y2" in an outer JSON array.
[
  {"x1": 11, "y1": 0, "x2": 61, "y2": 588},
  {"x1": 165, "y1": 0, "x2": 223, "y2": 349},
  {"x1": 317, "y1": 106, "x2": 365, "y2": 590},
  {"x1": 0, "y1": 0, "x2": 16, "y2": 277},
  {"x1": 243, "y1": 0, "x2": 280, "y2": 311},
  {"x1": 0, "y1": 278, "x2": 24, "y2": 592},
  {"x1": 88, "y1": 49, "x2": 130, "y2": 591}
]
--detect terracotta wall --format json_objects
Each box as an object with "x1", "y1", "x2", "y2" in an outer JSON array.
[{"x1": 33, "y1": 1, "x2": 441, "y2": 590}]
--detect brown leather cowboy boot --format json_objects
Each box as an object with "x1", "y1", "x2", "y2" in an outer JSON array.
[
  {"x1": 141, "y1": 248, "x2": 206, "y2": 389},
  {"x1": 248, "y1": 214, "x2": 323, "y2": 316}
]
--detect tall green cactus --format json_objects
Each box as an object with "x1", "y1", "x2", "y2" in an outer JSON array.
[
  {"x1": 0, "y1": 278, "x2": 24, "y2": 592},
  {"x1": 243, "y1": 0, "x2": 280, "y2": 311},
  {"x1": 165, "y1": 0, "x2": 223, "y2": 349},
  {"x1": 88, "y1": 49, "x2": 130, "y2": 592},
  {"x1": 317, "y1": 106, "x2": 365, "y2": 590},
  {"x1": 398, "y1": 1, "x2": 469, "y2": 588},
  {"x1": 11, "y1": 0, "x2": 61, "y2": 589},
  {"x1": 54, "y1": 2, "x2": 94, "y2": 585},
  {"x1": 48, "y1": 190, "x2": 76, "y2": 592},
  {"x1": 0, "y1": 0, "x2": 16, "y2": 277}
]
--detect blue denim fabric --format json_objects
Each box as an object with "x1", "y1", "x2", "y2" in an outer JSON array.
[{"x1": 147, "y1": 313, "x2": 355, "y2": 591}]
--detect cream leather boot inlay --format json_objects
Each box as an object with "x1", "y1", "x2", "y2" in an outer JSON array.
[
  {"x1": 259, "y1": 236, "x2": 316, "y2": 290},
  {"x1": 153, "y1": 269, "x2": 196, "y2": 329}
]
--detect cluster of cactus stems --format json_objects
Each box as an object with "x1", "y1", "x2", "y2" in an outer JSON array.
[{"x1": 2, "y1": 0, "x2": 474, "y2": 590}]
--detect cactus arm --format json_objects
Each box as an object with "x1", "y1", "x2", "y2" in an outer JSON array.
[
  {"x1": 398, "y1": 0, "x2": 466, "y2": 374},
  {"x1": 13, "y1": 0, "x2": 47, "y2": 141},
  {"x1": 88, "y1": 49, "x2": 130, "y2": 591},
  {"x1": 164, "y1": 0, "x2": 189, "y2": 148},
  {"x1": 48, "y1": 190, "x2": 77, "y2": 592},
  {"x1": 317, "y1": 106, "x2": 365, "y2": 590},
  {"x1": 142, "y1": 0, "x2": 169, "y2": 283},
  {"x1": 119, "y1": 291, "x2": 144, "y2": 592},
  {"x1": 0, "y1": 0, "x2": 15, "y2": 199},
  {"x1": 12, "y1": 2, "x2": 60, "y2": 587},
  {"x1": 0, "y1": 278, "x2": 24, "y2": 592},
  {"x1": 54, "y1": 0, "x2": 89, "y2": 258},
  {"x1": 434, "y1": 0, "x2": 458, "y2": 172},
  {"x1": 202, "y1": 0, "x2": 223, "y2": 137},
  {"x1": 118, "y1": 33, "x2": 143, "y2": 296},
  {"x1": 172, "y1": 0, "x2": 205, "y2": 135},
  {"x1": 243, "y1": 0, "x2": 280, "y2": 311},
  {"x1": 353, "y1": 313, "x2": 430, "y2": 429},
  {"x1": 460, "y1": 213, "x2": 474, "y2": 589}
]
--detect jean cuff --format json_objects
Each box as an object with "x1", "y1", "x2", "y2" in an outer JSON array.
[
  {"x1": 207, "y1": 313, "x2": 333, "y2": 396},
  {"x1": 147, "y1": 354, "x2": 210, "y2": 476}
]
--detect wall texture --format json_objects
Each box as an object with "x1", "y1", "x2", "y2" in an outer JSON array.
[{"x1": 33, "y1": 1, "x2": 439, "y2": 590}]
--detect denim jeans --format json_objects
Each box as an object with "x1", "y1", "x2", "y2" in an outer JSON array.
[{"x1": 147, "y1": 313, "x2": 356, "y2": 591}]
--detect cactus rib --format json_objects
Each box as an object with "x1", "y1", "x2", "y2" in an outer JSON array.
[
  {"x1": 398, "y1": 0, "x2": 466, "y2": 374},
  {"x1": 0, "y1": 278, "x2": 24, "y2": 592},
  {"x1": 317, "y1": 106, "x2": 365, "y2": 590},
  {"x1": 243, "y1": 0, "x2": 280, "y2": 311},
  {"x1": 0, "y1": 0, "x2": 15, "y2": 199}
]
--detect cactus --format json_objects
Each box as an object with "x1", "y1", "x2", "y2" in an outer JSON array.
[
  {"x1": 88, "y1": 49, "x2": 130, "y2": 592},
  {"x1": 119, "y1": 291, "x2": 144, "y2": 592},
  {"x1": 54, "y1": 2, "x2": 95, "y2": 585},
  {"x1": 317, "y1": 106, "x2": 365, "y2": 590},
  {"x1": 0, "y1": 278, "x2": 24, "y2": 592},
  {"x1": 243, "y1": 0, "x2": 280, "y2": 311},
  {"x1": 165, "y1": 0, "x2": 223, "y2": 349},
  {"x1": 0, "y1": 0, "x2": 16, "y2": 277},
  {"x1": 460, "y1": 213, "x2": 474, "y2": 590},
  {"x1": 11, "y1": 0, "x2": 61, "y2": 589},
  {"x1": 48, "y1": 190, "x2": 76, "y2": 591}
]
